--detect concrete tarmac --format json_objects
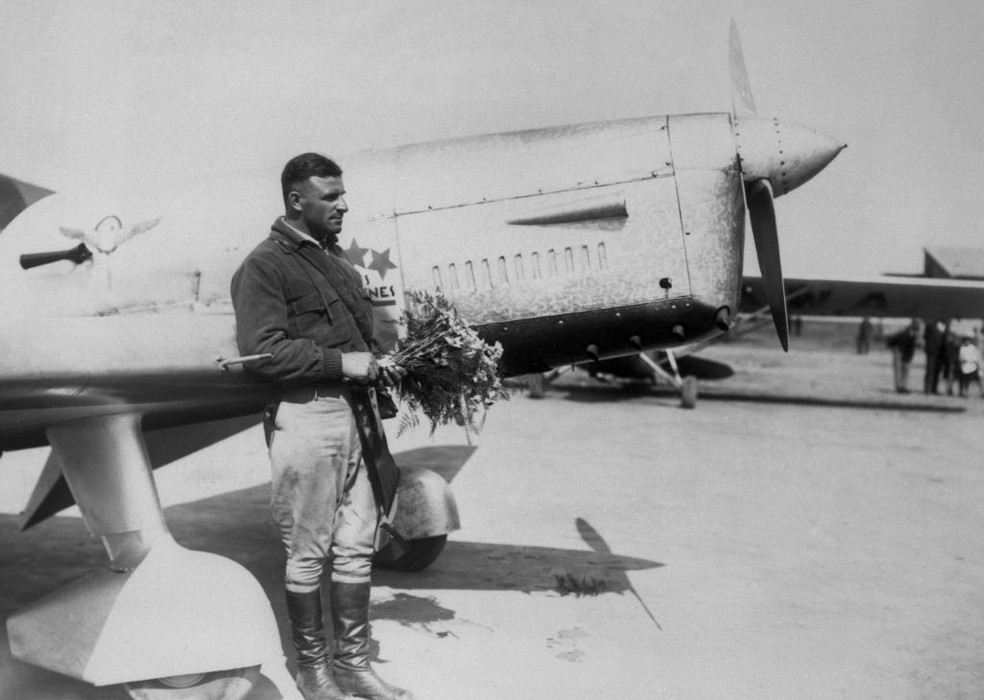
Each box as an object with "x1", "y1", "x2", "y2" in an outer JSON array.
[{"x1": 2, "y1": 327, "x2": 983, "y2": 699}]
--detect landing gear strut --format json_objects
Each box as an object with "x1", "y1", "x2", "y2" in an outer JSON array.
[{"x1": 637, "y1": 351, "x2": 699, "y2": 408}]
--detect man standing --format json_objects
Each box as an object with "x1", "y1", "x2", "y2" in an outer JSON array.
[
  {"x1": 231, "y1": 153, "x2": 412, "y2": 700},
  {"x1": 887, "y1": 319, "x2": 920, "y2": 394},
  {"x1": 923, "y1": 319, "x2": 944, "y2": 394},
  {"x1": 856, "y1": 317, "x2": 873, "y2": 355}
]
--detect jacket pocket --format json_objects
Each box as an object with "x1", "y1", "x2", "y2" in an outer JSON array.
[
  {"x1": 287, "y1": 291, "x2": 332, "y2": 337},
  {"x1": 289, "y1": 292, "x2": 328, "y2": 316}
]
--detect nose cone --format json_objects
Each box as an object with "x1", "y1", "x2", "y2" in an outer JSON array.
[{"x1": 735, "y1": 117, "x2": 845, "y2": 196}]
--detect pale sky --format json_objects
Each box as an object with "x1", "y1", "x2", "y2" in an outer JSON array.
[{"x1": 2, "y1": 0, "x2": 983, "y2": 277}]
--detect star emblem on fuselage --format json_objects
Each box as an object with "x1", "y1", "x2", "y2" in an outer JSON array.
[
  {"x1": 367, "y1": 248, "x2": 398, "y2": 280},
  {"x1": 343, "y1": 239, "x2": 370, "y2": 268},
  {"x1": 344, "y1": 238, "x2": 398, "y2": 280}
]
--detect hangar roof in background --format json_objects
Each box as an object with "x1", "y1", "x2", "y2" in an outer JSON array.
[{"x1": 924, "y1": 247, "x2": 984, "y2": 280}]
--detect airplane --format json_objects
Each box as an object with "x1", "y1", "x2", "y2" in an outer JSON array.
[
  {"x1": 527, "y1": 271, "x2": 984, "y2": 406},
  {"x1": 0, "y1": 20, "x2": 960, "y2": 700}
]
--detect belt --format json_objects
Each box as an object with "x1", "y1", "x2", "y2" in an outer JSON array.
[{"x1": 280, "y1": 383, "x2": 352, "y2": 403}]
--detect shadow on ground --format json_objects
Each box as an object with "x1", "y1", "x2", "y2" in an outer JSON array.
[
  {"x1": 0, "y1": 445, "x2": 661, "y2": 699},
  {"x1": 539, "y1": 375, "x2": 967, "y2": 413}
]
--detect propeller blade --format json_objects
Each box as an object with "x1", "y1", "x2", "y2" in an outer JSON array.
[
  {"x1": 729, "y1": 20, "x2": 757, "y2": 117},
  {"x1": 745, "y1": 178, "x2": 789, "y2": 351}
]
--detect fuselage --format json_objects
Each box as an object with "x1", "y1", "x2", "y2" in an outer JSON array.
[{"x1": 0, "y1": 112, "x2": 842, "y2": 448}]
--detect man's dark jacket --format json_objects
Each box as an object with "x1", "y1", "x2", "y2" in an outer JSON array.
[
  {"x1": 887, "y1": 328, "x2": 918, "y2": 363},
  {"x1": 231, "y1": 218, "x2": 374, "y2": 386}
]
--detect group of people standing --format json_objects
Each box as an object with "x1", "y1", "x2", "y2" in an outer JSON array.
[{"x1": 885, "y1": 318, "x2": 984, "y2": 397}]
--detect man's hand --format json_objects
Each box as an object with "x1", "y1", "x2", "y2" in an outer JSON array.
[
  {"x1": 342, "y1": 352, "x2": 379, "y2": 384},
  {"x1": 377, "y1": 360, "x2": 407, "y2": 387}
]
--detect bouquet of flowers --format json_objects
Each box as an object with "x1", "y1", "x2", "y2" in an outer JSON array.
[{"x1": 378, "y1": 290, "x2": 509, "y2": 437}]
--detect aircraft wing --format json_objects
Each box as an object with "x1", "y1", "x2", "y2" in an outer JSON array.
[
  {"x1": 741, "y1": 275, "x2": 984, "y2": 320},
  {"x1": 18, "y1": 413, "x2": 264, "y2": 529}
]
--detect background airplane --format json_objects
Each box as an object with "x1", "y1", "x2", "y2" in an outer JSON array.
[{"x1": 537, "y1": 272, "x2": 984, "y2": 406}]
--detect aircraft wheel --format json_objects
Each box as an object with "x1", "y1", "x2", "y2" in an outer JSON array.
[
  {"x1": 526, "y1": 373, "x2": 545, "y2": 399},
  {"x1": 124, "y1": 666, "x2": 260, "y2": 700},
  {"x1": 680, "y1": 376, "x2": 698, "y2": 409},
  {"x1": 374, "y1": 534, "x2": 448, "y2": 572}
]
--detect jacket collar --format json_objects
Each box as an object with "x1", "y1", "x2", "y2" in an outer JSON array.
[
  {"x1": 270, "y1": 218, "x2": 349, "y2": 267},
  {"x1": 270, "y1": 217, "x2": 315, "y2": 249}
]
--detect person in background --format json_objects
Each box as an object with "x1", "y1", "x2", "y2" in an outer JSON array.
[
  {"x1": 856, "y1": 317, "x2": 873, "y2": 355},
  {"x1": 923, "y1": 319, "x2": 945, "y2": 394},
  {"x1": 886, "y1": 320, "x2": 920, "y2": 394},
  {"x1": 957, "y1": 335, "x2": 984, "y2": 398},
  {"x1": 938, "y1": 320, "x2": 959, "y2": 395},
  {"x1": 792, "y1": 314, "x2": 803, "y2": 337}
]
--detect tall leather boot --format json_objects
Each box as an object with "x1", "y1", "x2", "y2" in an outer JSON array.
[
  {"x1": 285, "y1": 588, "x2": 357, "y2": 700},
  {"x1": 331, "y1": 581, "x2": 415, "y2": 700}
]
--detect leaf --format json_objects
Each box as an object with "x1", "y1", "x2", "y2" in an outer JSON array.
[{"x1": 384, "y1": 289, "x2": 509, "y2": 435}]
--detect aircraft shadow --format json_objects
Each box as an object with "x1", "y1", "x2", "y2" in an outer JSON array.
[
  {"x1": 675, "y1": 355, "x2": 736, "y2": 380},
  {"x1": 0, "y1": 506, "x2": 662, "y2": 699},
  {"x1": 542, "y1": 378, "x2": 966, "y2": 413},
  {"x1": 694, "y1": 389, "x2": 967, "y2": 413},
  {"x1": 0, "y1": 444, "x2": 663, "y2": 698},
  {"x1": 553, "y1": 382, "x2": 674, "y2": 405},
  {"x1": 373, "y1": 528, "x2": 662, "y2": 596}
]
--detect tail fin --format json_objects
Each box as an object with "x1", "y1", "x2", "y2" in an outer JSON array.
[{"x1": 0, "y1": 175, "x2": 54, "y2": 232}]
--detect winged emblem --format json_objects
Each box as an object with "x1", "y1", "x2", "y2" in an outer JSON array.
[{"x1": 59, "y1": 215, "x2": 161, "y2": 254}]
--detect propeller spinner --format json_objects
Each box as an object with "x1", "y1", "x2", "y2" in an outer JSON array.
[{"x1": 729, "y1": 20, "x2": 845, "y2": 350}]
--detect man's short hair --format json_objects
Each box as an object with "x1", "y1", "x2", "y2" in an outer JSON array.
[{"x1": 281, "y1": 153, "x2": 343, "y2": 205}]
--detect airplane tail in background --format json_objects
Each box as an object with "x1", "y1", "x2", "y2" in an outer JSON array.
[{"x1": 0, "y1": 174, "x2": 54, "y2": 232}]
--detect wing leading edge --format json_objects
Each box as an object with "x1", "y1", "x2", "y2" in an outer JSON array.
[{"x1": 741, "y1": 275, "x2": 984, "y2": 320}]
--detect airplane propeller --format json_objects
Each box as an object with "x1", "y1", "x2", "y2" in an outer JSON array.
[
  {"x1": 730, "y1": 20, "x2": 788, "y2": 351},
  {"x1": 745, "y1": 178, "x2": 788, "y2": 350}
]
